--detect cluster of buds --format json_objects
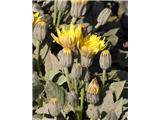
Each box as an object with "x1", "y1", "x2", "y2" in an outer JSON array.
[
  {"x1": 99, "y1": 50, "x2": 112, "y2": 70},
  {"x1": 86, "y1": 78, "x2": 100, "y2": 104},
  {"x1": 48, "y1": 97, "x2": 62, "y2": 117}
]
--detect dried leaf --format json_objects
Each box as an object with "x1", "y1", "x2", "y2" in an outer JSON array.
[{"x1": 109, "y1": 81, "x2": 126, "y2": 100}]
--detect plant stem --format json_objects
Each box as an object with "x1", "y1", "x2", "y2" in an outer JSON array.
[
  {"x1": 102, "y1": 69, "x2": 106, "y2": 85},
  {"x1": 64, "y1": 67, "x2": 72, "y2": 91},
  {"x1": 53, "y1": 4, "x2": 57, "y2": 25},
  {"x1": 35, "y1": 40, "x2": 42, "y2": 77},
  {"x1": 56, "y1": 11, "x2": 61, "y2": 27},
  {"x1": 79, "y1": 81, "x2": 85, "y2": 120},
  {"x1": 74, "y1": 78, "x2": 78, "y2": 94}
]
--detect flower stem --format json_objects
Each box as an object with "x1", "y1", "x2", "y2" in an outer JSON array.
[
  {"x1": 79, "y1": 81, "x2": 85, "y2": 120},
  {"x1": 35, "y1": 40, "x2": 42, "y2": 77},
  {"x1": 102, "y1": 69, "x2": 106, "y2": 85},
  {"x1": 64, "y1": 67, "x2": 72, "y2": 91},
  {"x1": 74, "y1": 78, "x2": 78, "y2": 94},
  {"x1": 56, "y1": 11, "x2": 61, "y2": 27}
]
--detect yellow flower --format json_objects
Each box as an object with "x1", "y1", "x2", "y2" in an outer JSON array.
[
  {"x1": 32, "y1": 12, "x2": 46, "y2": 26},
  {"x1": 51, "y1": 22, "x2": 83, "y2": 49},
  {"x1": 78, "y1": 34, "x2": 106, "y2": 57},
  {"x1": 88, "y1": 78, "x2": 99, "y2": 94}
]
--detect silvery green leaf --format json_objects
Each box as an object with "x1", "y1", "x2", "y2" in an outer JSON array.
[
  {"x1": 103, "y1": 28, "x2": 119, "y2": 37},
  {"x1": 36, "y1": 103, "x2": 50, "y2": 114},
  {"x1": 107, "y1": 35, "x2": 118, "y2": 47},
  {"x1": 45, "y1": 70, "x2": 60, "y2": 81},
  {"x1": 45, "y1": 81, "x2": 67, "y2": 106},
  {"x1": 102, "y1": 111, "x2": 118, "y2": 120},
  {"x1": 121, "y1": 111, "x2": 128, "y2": 120},
  {"x1": 56, "y1": 75, "x2": 67, "y2": 86},
  {"x1": 113, "y1": 98, "x2": 123, "y2": 119},
  {"x1": 44, "y1": 50, "x2": 61, "y2": 81},
  {"x1": 99, "y1": 90, "x2": 114, "y2": 113},
  {"x1": 108, "y1": 70, "x2": 128, "y2": 81},
  {"x1": 33, "y1": 72, "x2": 44, "y2": 100},
  {"x1": 109, "y1": 81, "x2": 126, "y2": 100},
  {"x1": 40, "y1": 43, "x2": 49, "y2": 62}
]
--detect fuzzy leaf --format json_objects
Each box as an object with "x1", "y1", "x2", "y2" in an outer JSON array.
[
  {"x1": 44, "y1": 50, "x2": 61, "y2": 81},
  {"x1": 108, "y1": 70, "x2": 128, "y2": 81},
  {"x1": 33, "y1": 72, "x2": 44, "y2": 100},
  {"x1": 109, "y1": 81, "x2": 126, "y2": 100},
  {"x1": 40, "y1": 43, "x2": 49, "y2": 62},
  {"x1": 102, "y1": 111, "x2": 118, "y2": 120},
  {"x1": 107, "y1": 35, "x2": 118, "y2": 47},
  {"x1": 103, "y1": 28, "x2": 119, "y2": 37},
  {"x1": 36, "y1": 103, "x2": 50, "y2": 114},
  {"x1": 56, "y1": 75, "x2": 67, "y2": 86},
  {"x1": 113, "y1": 98, "x2": 123, "y2": 119},
  {"x1": 99, "y1": 90, "x2": 114, "y2": 113},
  {"x1": 45, "y1": 81, "x2": 67, "y2": 106}
]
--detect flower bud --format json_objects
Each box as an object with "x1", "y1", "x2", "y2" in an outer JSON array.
[
  {"x1": 86, "y1": 104, "x2": 99, "y2": 120},
  {"x1": 99, "y1": 50, "x2": 112, "y2": 70},
  {"x1": 70, "y1": 63, "x2": 82, "y2": 80},
  {"x1": 55, "y1": 0, "x2": 67, "y2": 13},
  {"x1": 48, "y1": 97, "x2": 62, "y2": 117},
  {"x1": 33, "y1": 17, "x2": 47, "y2": 41},
  {"x1": 81, "y1": 55, "x2": 93, "y2": 68},
  {"x1": 70, "y1": 0, "x2": 88, "y2": 18},
  {"x1": 67, "y1": 91, "x2": 78, "y2": 107},
  {"x1": 97, "y1": 8, "x2": 111, "y2": 26},
  {"x1": 87, "y1": 78, "x2": 99, "y2": 104},
  {"x1": 58, "y1": 48, "x2": 72, "y2": 67}
]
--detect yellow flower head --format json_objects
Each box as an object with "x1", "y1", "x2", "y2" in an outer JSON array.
[
  {"x1": 32, "y1": 12, "x2": 46, "y2": 26},
  {"x1": 88, "y1": 78, "x2": 99, "y2": 94},
  {"x1": 78, "y1": 34, "x2": 106, "y2": 57},
  {"x1": 51, "y1": 22, "x2": 83, "y2": 49}
]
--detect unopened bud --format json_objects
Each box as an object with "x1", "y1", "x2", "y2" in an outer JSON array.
[
  {"x1": 48, "y1": 97, "x2": 62, "y2": 117},
  {"x1": 71, "y1": 63, "x2": 82, "y2": 80},
  {"x1": 70, "y1": 0, "x2": 88, "y2": 18},
  {"x1": 33, "y1": 17, "x2": 47, "y2": 41},
  {"x1": 99, "y1": 50, "x2": 112, "y2": 70},
  {"x1": 86, "y1": 104, "x2": 99, "y2": 120},
  {"x1": 87, "y1": 78, "x2": 100, "y2": 104},
  {"x1": 96, "y1": 8, "x2": 111, "y2": 27},
  {"x1": 58, "y1": 48, "x2": 72, "y2": 67},
  {"x1": 55, "y1": 0, "x2": 67, "y2": 13},
  {"x1": 67, "y1": 91, "x2": 78, "y2": 107}
]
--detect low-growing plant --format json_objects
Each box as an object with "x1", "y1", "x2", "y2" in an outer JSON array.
[{"x1": 32, "y1": 0, "x2": 128, "y2": 120}]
